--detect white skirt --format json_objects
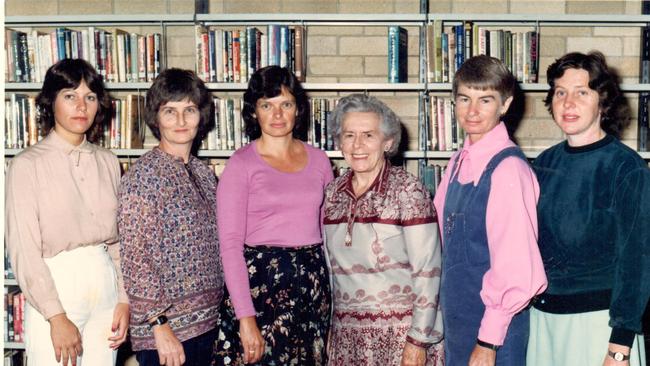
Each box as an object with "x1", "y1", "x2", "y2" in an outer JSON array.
[{"x1": 527, "y1": 307, "x2": 646, "y2": 366}]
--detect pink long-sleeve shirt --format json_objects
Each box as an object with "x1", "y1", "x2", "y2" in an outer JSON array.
[
  {"x1": 433, "y1": 122, "x2": 547, "y2": 345},
  {"x1": 217, "y1": 141, "x2": 334, "y2": 319}
]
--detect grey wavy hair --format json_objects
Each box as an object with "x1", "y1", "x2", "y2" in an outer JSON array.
[{"x1": 328, "y1": 94, "x2": 402, "y2": 157}]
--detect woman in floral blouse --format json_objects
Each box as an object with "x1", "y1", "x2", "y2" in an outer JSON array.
[
  {"x1": 323, "y1": 94, "x2": 444, "y2": 366},
  {"x1": 118, "y1": 68, "x2": 224, "y2": 366}
]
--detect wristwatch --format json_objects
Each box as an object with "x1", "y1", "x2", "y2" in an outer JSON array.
[
  {"x1": 476, "y1": 338, "x2": 500, "y2": 351},
  {"x1": 148, "y1": 314, "x2": 169, "y2": 329},
  {"x1": 608, "y1": 350, "x2": 630, "y2": 362}
]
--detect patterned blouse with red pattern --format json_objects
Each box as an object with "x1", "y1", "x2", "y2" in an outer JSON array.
[{"x1": 324, "y1": 162, "x2": 444, "y2": 365}]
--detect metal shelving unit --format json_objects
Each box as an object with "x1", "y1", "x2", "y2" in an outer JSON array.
[{"x1": 5, "y1": 13, "x2": 650, "y2": 162}]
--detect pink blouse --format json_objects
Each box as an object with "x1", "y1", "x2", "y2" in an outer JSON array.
[
  {"x1": 217, "y1": 141, "x2": 333, "y2": 318},
  {"x1": 433, "y1": 122, "x2": 547, "y2": 345}
]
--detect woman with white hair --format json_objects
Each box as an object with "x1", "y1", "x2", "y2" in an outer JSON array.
[{"x1": 323, "y1": 94, "x2": 444, "y2": 366}]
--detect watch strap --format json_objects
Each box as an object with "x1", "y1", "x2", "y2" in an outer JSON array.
[
  {"x1": 148, "y1": 314, "x2": 169, "y2": 329},
  {"x1": 476, "y1": 338, "x2": 500, "y2": 351}
]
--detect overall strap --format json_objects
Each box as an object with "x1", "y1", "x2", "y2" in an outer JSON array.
[{"x1": 476, "y1": 146, "x2": 528, "y2": 187}]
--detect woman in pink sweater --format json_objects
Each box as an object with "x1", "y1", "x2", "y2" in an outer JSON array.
[{"x1": 213, "y1": 66, "x2": 333, "y2": 365}]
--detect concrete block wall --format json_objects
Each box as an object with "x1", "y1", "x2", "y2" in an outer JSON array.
[{"x1": 6, "y1": 0, "x2": 644, "y2": 153}]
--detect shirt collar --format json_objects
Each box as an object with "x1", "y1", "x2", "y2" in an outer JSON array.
[
  {"x1": 336, "y1": 159, "x2": 391, "y2": 199},
  {"x1": 153, "y1": 146, "x2": 198, "y2": 167},
  {"x1": 44, "y1": 130, "x2": 96, "y2": 155},
  {"x1": 457, "y1": 122, "x2": 515, "y2": 184}
]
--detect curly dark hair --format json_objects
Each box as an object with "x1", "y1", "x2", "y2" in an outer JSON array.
[
  {"x1": 242, "y1": 66, "x2": 309, "y2": 140},
  {"x1": 35, "y1": 58, "x2": 111, "y2": 143},
  {"x1": 145, "y1": 68, "x2": 215, "y2": 151},
  {"x1": 545, "y1": 51, "x2": 631, "y2": 138}
]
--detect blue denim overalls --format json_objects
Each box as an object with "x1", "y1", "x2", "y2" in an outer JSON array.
[{"x1": 440, "y1": 146, "x2": 529, "y2": 366}]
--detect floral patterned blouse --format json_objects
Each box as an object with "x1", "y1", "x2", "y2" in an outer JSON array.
[
  {"x1": 118, "y1": 148, "x2": 224, "y2": 351},
  {"x1": 324, "y1": 162, "x2": 444, "y2": 365}
]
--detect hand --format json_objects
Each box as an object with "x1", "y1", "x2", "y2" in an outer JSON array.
[
  {"x1": 400, "y1": 341, "x2": 426, "y2": 366},
  {"x1": 108, "y1": 303, "x2": 130, "y2": 349},
  {"x1": 239, "y1": 316, "x2": 265, "y2": 364},
  {"x1": 603, "y1": 343, "x2": 631, "y2": 366},
  {"x1": 469, "y1": 344, "x2": 496, "y2": 366},
  {"x1": 152, "y1": 323, "x2": 185, "y2": 366},
  {"x1": 49, "y1": 313, "x2": 83, "y2": 366}
]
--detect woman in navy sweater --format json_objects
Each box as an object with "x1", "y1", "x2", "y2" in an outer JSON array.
[{"x1": 527, "y1": 51, "x2": 649, "y2": 366}]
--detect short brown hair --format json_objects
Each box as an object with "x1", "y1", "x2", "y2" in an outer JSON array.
[
  {"x1": 145, "y1": 68, "x2": 215, "y2": 150},
  {"x1": 452, "y1": 55, "x2": 516, "y2": 102}
]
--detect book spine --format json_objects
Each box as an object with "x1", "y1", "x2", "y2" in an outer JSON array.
[
  {"x1": 227, "y1": 31, "x2": 233, "y2": 82},
  {"x1": 388, "y1": 26, "x2": 398, "y2": 83},
  {"x1": 240, "y1": 28, "x2": 248, "y2": 82},
  {"x1": 215, "y1": 29, "x2": 224, "y2": 82},
  {"x1": 12, "y1": 31, "x2": 22, "y2": 82},
  {"x1": 464, "y1": 21, "x2": 472, "y2": 61},
  {"x1": 294, "y1": 26, "x2": 305, "y2": 82},
  {"x1": 455, "y1": 25, "x2": 464, "y2": 71},
  {"x1": 19, "y1": 32, "x2": 30, "y2": 82},
  {"x1": 138, "y1": 35, "x2": 146, "y2": 81},
  {"x1": 233, "y1": 30, "x2": 241, "y2": 83},
  {"x1": 5, "y1": 30, "x2": 14, "y2": 82},
  {"x1": 280, "y1": 26, "x2": 289, "y2": 68},
  {"x1": 398, "y1": 27, "x2": 408, "y2": 83},
  {"x1": 208, "y1": 30, "x2": 216, "y2": 82},
  {"x1": 247, "y1": 27, "x2": 257, "y2": 80},
  {"x1": 195, "y1": 25, "x2": 206, "y2": 81}
]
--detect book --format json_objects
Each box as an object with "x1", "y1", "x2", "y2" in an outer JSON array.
[
  {"x1": 388, "y1": 26, "x2": 408, "y2": 83},
  {"x1": 293, "y1": 25, "x2": 306, "y2": 81}
]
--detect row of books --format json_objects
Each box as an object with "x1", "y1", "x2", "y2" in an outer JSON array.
[
  {"x1": 103, "y1": 95, "x2": 146, "y2": 149},
  {"x1": 5, "y1": 94, "x2": 467, "y2": 153},
  {"x1": 425, "y1": 96, "x2": 465, "y2": 151},
  {"x1": 421, "y1": 163, "x2": 446, "y2": 197},
  {"x1": 3, "y1": 351, "x2": 24, "y2": 366},
  {"x1": 4, "y1": 289, "x2": 25, "y2": 344},
  {"x1": 203, "y1": 97, "x2": 338, "y2": 151},
  {"x1": 4, "y1": 94, "x2": 146, "y2": 150},
  {"x1": 203, "y1": 97, "x2": 249, "y2": 150},
  {"x1": 194, "y1": 25, "x2": 306, "y2": 83},
  {"x1": 426, "y1": 21, "x2": 539, "y2": 83},
  {"x1": 5, "y1": 27, "x2": 162, "y2": 83}
]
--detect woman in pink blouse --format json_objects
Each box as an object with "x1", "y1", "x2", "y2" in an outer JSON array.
[
  {"x1": 323, "y1": 94, "x2": 444, "y2": 366},
  {"x1": 214, "y1": 66, "x2": 333, "y2": 365},
  {"x1": 5, "y1": 59, "x2": 129, "y2": 366},
  {"x1": 433, "y1": 55, "x2": 547, "y2": 366}
]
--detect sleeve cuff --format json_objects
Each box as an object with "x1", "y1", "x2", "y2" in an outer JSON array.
[
  {"x1": 609, "y1": 327, "x2": 636, "y2": 348},
  {"x1": 117, "y1": 289, "x2": 129, "y2": 304},
  {"x1": 478, "y1": 308, "x2": 512, "y2": 346},
  {"x1": 42, "y1": 301, "x2": 66, "y2": 321},
  {"x1": 405, "y1": 335, "x2": 435, "y2": 349}
]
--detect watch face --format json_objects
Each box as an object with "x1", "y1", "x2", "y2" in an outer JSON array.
[{"x1": 614, "y1": 352, "x2": 624, "y2": 361}]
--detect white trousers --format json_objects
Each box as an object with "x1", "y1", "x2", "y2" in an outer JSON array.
[
  {"x1": 527, "y1": 307, "x2": 646, "y2": 366},
  {"x1": 24, "y1": 245, "x2": 118, "y2": 366}
]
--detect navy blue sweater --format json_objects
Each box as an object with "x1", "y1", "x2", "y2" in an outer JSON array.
[{"x1": 533, "y1": 135, "x2": 650, "y2": 347}]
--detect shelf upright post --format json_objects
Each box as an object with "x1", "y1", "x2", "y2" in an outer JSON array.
[
  {"x1": 161, "y1": 19, "x2": 168, "y2": 71},
  {"x1": 638, "y1": 1, "x2": 650, "y2": 151},
  {"x1": 418, "y1": 0, "x2": 429, "y2": 177}
]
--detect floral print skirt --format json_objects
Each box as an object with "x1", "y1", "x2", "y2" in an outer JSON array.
[{"x1": 212, "y1": 244, "x2": 331, "y2": 366}]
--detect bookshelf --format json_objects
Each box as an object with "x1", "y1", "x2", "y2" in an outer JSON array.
[{"x1": 6, "y1": 12, "x2": 650, "y2": 158}]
